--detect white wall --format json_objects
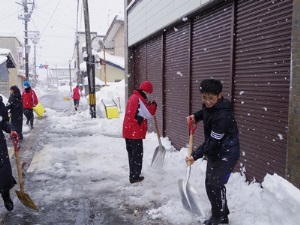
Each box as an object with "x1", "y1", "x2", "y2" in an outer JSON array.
[{"x1": 128, "y1": 0, "x2": 211, "y2": 46}]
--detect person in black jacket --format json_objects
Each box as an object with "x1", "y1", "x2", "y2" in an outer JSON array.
[
  {"x1": 0, "y1": 95, "x2": 18, "y2": 211},
  {"x1": 186, "y1": 79, "x2": 240, "y2": 225},
  {"x1": 6, "y1": 86, "x2": 23, "y2": 141}
]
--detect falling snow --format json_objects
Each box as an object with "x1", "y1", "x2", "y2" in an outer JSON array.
[
  {"x1": 277, "y1": 134, "x2": 284, "y2": 140},
  {"x1": 182, "y1": 17, "x2": 188, "y2": 21}
]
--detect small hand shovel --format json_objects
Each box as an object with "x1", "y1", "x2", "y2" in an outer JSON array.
[
  {"x1": 178, "y1": 119, "x2": 205, "y2": 217},
  {"x1": 11, "y1": 136, "x2": 39, "y2": 211},
  {"x1": 151, "y1": 115, "x2": 166, "y2": 168}
]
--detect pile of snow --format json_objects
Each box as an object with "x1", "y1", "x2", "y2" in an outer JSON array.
[
  {"x1": 95, "y1": 79, "x2": 125, "y2": 121},
  {"x1": 83, "y1": 76, "x2": 104, "y2": 86}
]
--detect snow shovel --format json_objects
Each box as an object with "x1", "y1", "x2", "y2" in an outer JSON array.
[
  {"x1": 178, "y1": 119, "x2": 205, "y2": 217},
  {"x1": 11, "y1": 136, "x2": 39, "y2": 211},
  {"x1": 151, "y1": 115, "x2": 166, "y2": 168}
]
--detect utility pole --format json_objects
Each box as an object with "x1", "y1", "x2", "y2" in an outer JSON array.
[
  {"x1": 76, "y1": 0, "x2": 81, "y2": 85},
  {"x1": 103, "y1": 47, "x2": 107, "y2": 86},
  {"x1": 29, "y1": 31, "x2": 40, "y2": 82},
  {"x1": 83, "y1": 0, "x2": 96, "y2": 118},
  {"x1": 17, "y1": 0, "x2": 35, "y2": 81},
  {"x1": 76, "y1": 33, "x2": 81, "y2": 84},
  {"x1": 69, "y1": 61, "x2": 72, "y2": 93},
  {"x1": 24, "y1": 1, "x2": 29, "y2": 81}
]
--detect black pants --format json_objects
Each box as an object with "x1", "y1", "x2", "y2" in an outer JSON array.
[
  {"x1": 74, "y1": 99, "x2": 79, "y2": 109},
  {"x1": 23, "y1": 109, "x2": 34, "y2": 127},
  {"x1": 205, "y1": 156, "x2": 238, "y2": 218},
  {"x1": 125, "y1": 139, "x2": 143, "y2": 180}
]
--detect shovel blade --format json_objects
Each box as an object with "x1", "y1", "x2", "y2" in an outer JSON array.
[
  {"x1": 16, "y1": 190, "x2": 39, "y2": 211},
  {"x1": 186, "y1": 183, "x2": 205, "y2": 217},
  {"x1": 151, "y1": 145, "x2": 166, "y2": 168},
  {"x1": 178, "y1": 180, "x2": 205, "y2": 217},
  {"x1": 178, "y1": 179, "x2": 191, "y2": 211}
]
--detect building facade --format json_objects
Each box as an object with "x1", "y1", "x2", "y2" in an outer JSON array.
[
  {"x1": 104, "y1": 15, "x2": 125, "y2": 57},
  {"x1": 0, "y1": 34, "x2": 24, "y2": 88},
  {"x1": 0, "y1": 49, "x2": 17, "y2": 97},
  {"x1": 126, "y1": 0, "x2": 300, "y2": 187}
]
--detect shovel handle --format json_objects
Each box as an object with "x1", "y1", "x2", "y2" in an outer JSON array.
[
  {"x1": 15, "y1": 151, "x2": 25, "y2": 192},
  {"x1": 11, "y1": 137, "x2": 25, "y2": 192},
  {"x1": 187, "y1": 118, "x2": 197, "y2": 164},
  {"x1": 11, "y1": 136, "x2": 19, "y2": 153},
  {"x1": 188, "y1": 117, "x2": 197, "y2": 135},
  {"x1": 154, "y1": 115, "x2": 162, "y2": 140}
]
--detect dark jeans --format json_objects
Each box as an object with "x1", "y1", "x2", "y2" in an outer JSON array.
[
  {"x1": 205, "y1": 156, "x2": 238, "y2": 218},
  {"x1": 125, "y1": 139, "x2": 143, "y2": 180},
  {"x1": 73, "y1": 99, "x2": 79, "y2": 108},
  {"x1": 23, "y1": 108, "x2": 34, "y2": 127}
]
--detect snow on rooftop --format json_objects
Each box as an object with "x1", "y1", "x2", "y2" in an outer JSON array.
[
  {"x1": 0, "y1": 48, "x2": 11, "y2": 55},
  {"x1": 95, "y1": 50, "x2": 124, "y2": 69},
  {"x1": 0, "y1": 56, "x2": 7, "y2": 64},
  {"x1": 116, "y1": 15, "x2": 124, "y2": 21},
  {"x1": 82, "y1": 50, "x2": 125, "y2": 70}
]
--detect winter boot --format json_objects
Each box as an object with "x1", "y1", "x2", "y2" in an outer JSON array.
[
  {"x1": 1, "y1": 191, "x2": 14, "y2": 211},
  {"x1": 130, "y1": 176, "x2": 144, "y2": 184},
  {"x1": 203, "y1": 216, "x2": 222, "y2": 225},
  {"x1": 220, "y1": 216, "x2": 229, "y2": 224},
  {"x1": 203, "y1": 215, "x2": 229, "y2": 225}
]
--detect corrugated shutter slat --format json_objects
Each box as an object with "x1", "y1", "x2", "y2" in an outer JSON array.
[{"x1": 234, "y1": 0, "x2": 293, "y2": 182}]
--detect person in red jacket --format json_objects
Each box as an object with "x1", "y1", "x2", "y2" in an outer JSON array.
[
  {"x1": 72, "y1": 85, "x2": 81, "y2": 111},
  {"x1": 22, "y1": 81, "x2": 38, "y2": 129},
  {"x1": 123, "y1": 81, "x2": 157, "y2": 184}
]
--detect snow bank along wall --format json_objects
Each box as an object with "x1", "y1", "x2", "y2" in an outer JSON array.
[{"x1": 126, "y1": 0, "x2": 300, "y2": 188}]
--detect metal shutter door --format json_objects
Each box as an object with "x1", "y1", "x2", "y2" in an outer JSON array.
[
  {"x1": 146, "y1": 35, "x2": 164, "y2": 133},
  {"x1": 191, "y1": 1, "x2": 233, "y2": 147},
  {"x1": 234, "y1": 0, "x2": 293, "y2": 181},
  {"x1": 164, "y1": 23, "x2": 190, "y2": 150},
  {"x1": 134, "y1": 43, "x2": 147, "y2": 88}
]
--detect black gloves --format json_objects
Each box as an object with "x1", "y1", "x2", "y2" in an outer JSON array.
[{"x1": 135, "y1": 106, "x2": 144, "y2": 125}]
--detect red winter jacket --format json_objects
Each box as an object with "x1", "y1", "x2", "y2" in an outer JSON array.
[
  {"x1": 123, "y1": 90, "x2": 157, "y2": 139},
  {"x1": 22, "y1": 88, "x2": 38, "y2": 109},
  {"x1": 73, "y1": 87, "x2": 81, "y2": 100}
]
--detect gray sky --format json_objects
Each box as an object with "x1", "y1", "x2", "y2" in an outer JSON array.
[{"x1": 0, "y1": 0, "x2": 124, "y2": 66}]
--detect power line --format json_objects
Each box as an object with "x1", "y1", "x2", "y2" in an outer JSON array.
[
  {"x1": 0, "y1": 10, "x2": 20, "y2": 21},
  {"x1": 37, "y1": 7, "x2": 76, "y2": 30},
  {"x1": 40, "y1": 0, "x2": 62, "y2": 37}
]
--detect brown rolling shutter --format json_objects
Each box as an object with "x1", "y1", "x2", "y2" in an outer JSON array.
[
  {"x1": 134, "y1": 42, "x2": 147, "y2": 88},
  {"x1": 191, "y1": 1, "x2": 233, "y2": 147},
  {"x1": 234, "y1": 0, "x2": 293, "y2": 182},
  {"x1": 164, "y1": 23, "x2": 190, "y2": 149},
  {"x1": 146, "y1": 35, "x2": 164, "y2": 133}
]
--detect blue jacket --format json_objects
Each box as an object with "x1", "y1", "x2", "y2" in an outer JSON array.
[{"x1": 192, "y1": 97, "x2": 240, "y2": 161}]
